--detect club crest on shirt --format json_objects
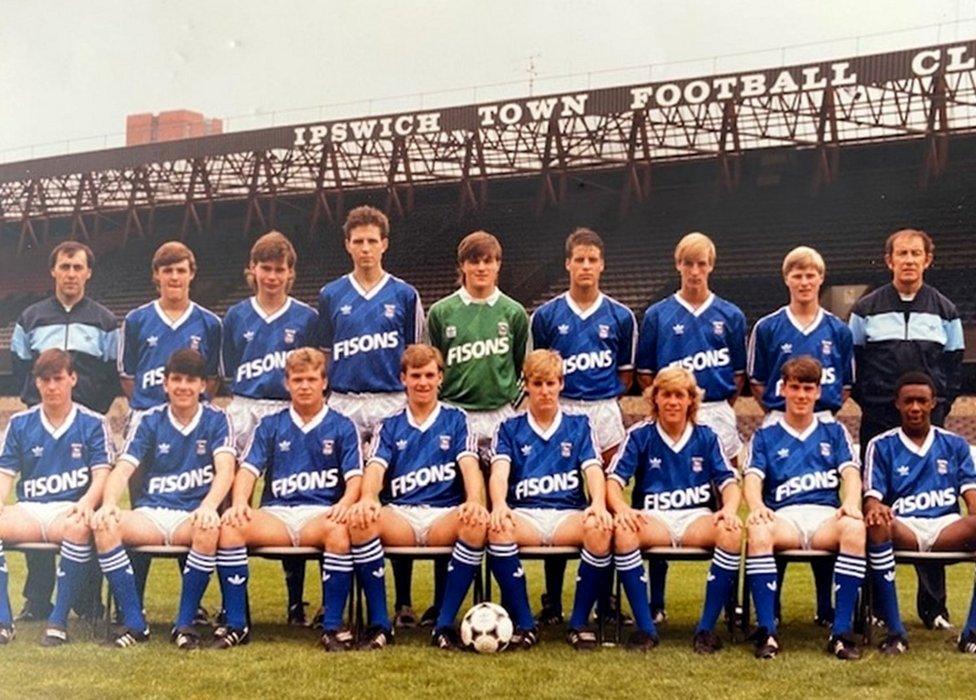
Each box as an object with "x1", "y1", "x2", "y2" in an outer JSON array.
[
  {"x1": 396, "y1": 439, "x2": 409, "y2": 451},
  {"x1": 189, "y1": 335, "x2": 201, "y2": 351},
  {"x1": 560, "y1": 441, "x2": 573, "y2": 458},
  {"x1": 196, "y1": 439, "x2": 208, "y2": 456},
  {"x1": 672, "y1": 324, "x2": 684, "y2": 335},
  {"x1": 649, "y1": 457, "x2": 662, "y2": 469},
  {"x1": 498, "y1": 321, "x2": 509, "y2": 337},
  {"x1": 439, "y1": 434, "x2": 451, "y2": 451},
  {"x1": 712, "y1": 320, "x2": 724, "y2": 336},
  {"x1": 937, "y1": 459, "x2": 949, "y2": 475},
  {"x1": 322, "y1": 439, "x2": 334, "y2": 456},
  {"x1": 284, "y1": 328, "x2": 296, "y2": 344},
  {"x1": 821, "y1": 339, "x2": 832, "y2": 356},
  {"x1": 243, "y1": 330, "x2": 255, "y2": 343},
  {"x1": 558, "y1": 324, "x2": 570, "y2": 336},
  {"x1": 445, "y1": 325, "x2": 457, "y2": 339},
  {"x1": 158, "y1": 443, "x2": 171, "y2": 455},
  {"x1": 384, "y1": 304, "x2": 396, "y2": 319},
  {"x1": 598, "y1": 324, "x2": 610, "y2": 339},
  {"x1": 278, "y1": 440, "x2": 291, "y2": 452},
  {"x1": 146, "y1": 335, "x2": 159, "y2": 348},
  {"x1": 691, "y1": 456, "x2": 703, "y2": 472},
  {"x1": 31, "y1": 445, "x2": 44, "y2": 458},
  {"x1": 70, "y1": 443, "x2": 83, "y2": 459},
  {"x1": 340, "y1": 304, "x2": 352, "y2": 315},
  {"x1": 820, "y1": 442, "x2": 831, "y2": 457}
]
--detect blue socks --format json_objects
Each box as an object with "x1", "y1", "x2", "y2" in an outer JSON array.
[
  {"x1": 321, "y1": 552, "x2": 354, "y2": 632},
  {"x1": 747, "y1": 554, "x2": 778, "y2": 635},
  {"x1": 831, "y1": 553, "x2": 866, "y2": 637},
  {"x1": 352, "y1": 538, "x2": 391, "y2": 631},
  {"x1": 697, "y1": 548, "x2": 740, "y2": 634},
  {"x1": 99, "y1": 546, "x2": 147, "y2": 632},
  {"x1": 869, "y1": 542, "x2": 906, "y2": 636},
  {"x1": 49, "y1": 541, "x2": 92, "y2": 628},
  {"x1": 217, "y1": 546, "x2": 249, "y2": 630},
  {"x1": 0, "y1": 541, "x2": 11, "y2": 626},
  {"x1": 175, "y1": 549, "x2": 215, "y2": 629},
  {"x1": 488, "y1": 543, "x2": 535, "y2": 630},
  {"x1": 649, "y1": 559, "x2": 668, "y2": 614},
  {"x1": 616, "y1": 550, "x2": 657, "y2": 636},
  {"x1": 435, "y1": 541, "x2": 484, "y2": 630},
  {"x1": 568, "y1": 549, "x2": 612, "y2": 630}
]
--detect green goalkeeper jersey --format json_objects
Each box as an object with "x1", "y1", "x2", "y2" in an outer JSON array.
[{"x1": 427, "y1": 287, "x2": 529, "y2": 411}]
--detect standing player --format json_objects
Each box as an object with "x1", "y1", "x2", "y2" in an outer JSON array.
[
  {"x1": 222, "y1": 231, "x2": 319, "y2": 625},
  {"x1": 530, "y1": 227, "x2": 636, "y2": 624},
  {"x1": 743, "y1": 357, "x2": 865, "y2": 660},
  {"x1": 90, "y1": 349, "x2": 236, "y2": 648},
  {"x1": 863, "y1": 371, "x2": 976, "y2": 655},
  {"x1": 850, "y1": 229, "x2": 965, "y2": 630},
  {"x1": 0, "y1": 349, "x2": 113, "y2": 646},
  {"x1": 636, "y1": 232, "x2": 746, "y2": 624},
  {"x1": 488, "y1": 350, "x2": 613, "y2": 650},
  {"x1": 422, "y1": 230, "x2": 529, "y2": 626},
  {"x1": 216, "y1": 348, "x2": 364, "y2": 651},
  {"x1": 748, "y1": 246, "x2": 855, "y2": 626},
  {"x1": 348, "y1": 344, "x2": 488, "y2": 650},
  {"x1": 607, "y1": 367, "x2": 742, "y2": 653}
]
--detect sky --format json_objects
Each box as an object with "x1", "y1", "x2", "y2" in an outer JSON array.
[{"x1": 1, "y1": 0, "x2": 974, "y2": 161}]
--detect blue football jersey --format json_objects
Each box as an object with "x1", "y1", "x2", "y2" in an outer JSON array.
[
  {"x1": 222, "y1": 297, "x2": 319, "y2": 400},
  {"x1": 530, "y1": 292, "x2": 637, "y2": 400},
  {"x1": 368, "y1": 402, "x2": 478, "y2": 507},
  {"x1": 608, "y1": 421, "x2": 737, "y2": 511},
  {"x1": 748, "y1": 306, "x2": 854, "y2": 413},
  {"x1": 636, "y1": 293, "x2": 747, "y2": 402},
  {"x1": 864, "y1": 427, "x2": 976, "y2": 518},
  {"x1": 0, "y1": 403, "x2": 113, "y2": 503},
  {"x1": 121, "y1": 404, "x2": 235, "y2": 510},
  {"x1": 492, "y1": 411, "x2": 601, "y2": 510},
  {"x1": 317, "y1": 273, "x2": 425, "y2": 394},
  {"x1": 745, "y1": 417, "x2": 858, "y2": 509},
  {"x1": 241, "y1": 406, "x2": 363, "y2": 507},
  {"x1": 119, "y1": 301, "x2": 223, "y2": 410}
]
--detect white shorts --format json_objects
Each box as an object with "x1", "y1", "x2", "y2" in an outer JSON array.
[
  {"x1": 261, "y1": 505, "x2": 333, "y2": 547},
  {"x1": 697, "y1": 401, "x2": 743, "y2": 462},
  {"x1": 644, "y1": 507, "x2": 713, "y2": 546},
  {"x1": 775, "y1": 504, "x2": 837, "y2": 550},
  {"x1": 762, "y1": 409, "x2": 835, "y2": 428},
  {"x1": 134, "y1": 507, "x2": 192, "y2": 546},
  {"x1": 17, "y1": 501, "x2": 74, "y2": 542},
  {"x1": 387, "y1": 504, "x2": 456, "y2": 546},
  {"x1": 897, "y1": 513, "x2": 961, "y2": 553},
  {"x1": 466, "y1": 405, "x2": 517, "y2": 447},
  {"x1": 227, "y1": 396, "x2": 290, "y2": 453},
  {"x1": 513, "y1": 507, "x2": 578, "y2": 546},
  {"x1": 559, "y1": 397, "x2": 626, "y2": 453},
  {"x1": 328, "y1": 391, "x2": 406, "y2": 440}
]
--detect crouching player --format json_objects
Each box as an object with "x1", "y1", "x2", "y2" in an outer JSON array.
[
  {"x1": 488, "y1": 349, "x2": 613, "y2": 650},
  {"x1": 91, "y1": 349, "x2": 235, "y2": 648},
  {"x1": 0, "y1": 349, "x2": 113, "y2": 646},
  {"x1": 864, "y1": 371, "x2": 976, "y2": 655},
  {"x1": 607, "y1": 367, "x2": 741, "y2": 653},
  {"x1": 348, "y1": 344, "x2": 488, "y2": 650},
  {"x1": 743, "y1": 357, "x2": 865, "y2": 660},
  {"x1": 216, "y1": 347, "x2": 364, "y2": 651}
]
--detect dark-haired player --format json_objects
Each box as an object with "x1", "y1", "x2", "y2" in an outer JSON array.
[{"x1": 90, "y1": 349, "x2": 235, "y2": 648}]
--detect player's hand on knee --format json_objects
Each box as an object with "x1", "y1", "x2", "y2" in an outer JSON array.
[
  {"x1": 864, "y1": 502, "x2": 892, "y2": 528},
  {"x1": 490, "y1": 504, "x2": 514, "y2": 533},
  {"x1": 68, "y1": 500, "x2": 94, "y2": 526},
  {"x1": 222, "y1": 504, "x2": 252, "y2": 528},
  {"x1": 746, "y1": 506, "x2": 774, "y2": 527},
  {"x1": 715, "y1": 506, "x2": 742, "y2": 532},
  {"x1": 837, "y1": 502, "x2": 863, "y2": 521},
  {"x1": 349, "y1": 499, "x2": 380, "y2": 530},
  {"x1": 613, "y1": 507, "x2": 646, "y2": 533},
  {"x1": 192, "y1": 506, "x2": 220, "y2": 530},
  {"x1": 459, "y1": 501, "x2": 489, "y2": 527},
  {"x1": 92, "y1": 504, "x2": 120, "y2": 531},
  {"x1": 327, "y1": 502, "x2": 351, "y2": 524},
  {"x1": 584, "y1": 504, "x2": 613, "y2": 532}
]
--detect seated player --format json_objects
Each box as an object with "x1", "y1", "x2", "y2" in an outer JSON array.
[
  {"x1": 0, "y1": 349, "x2": 113, "y2": 646},
  {"x1": 743, "y1": 356, "x2": 865, "y2": 660},
  {"x1": 348, "y1": 344, "x2": 488, "y2": 650},
  {"x1": 864, "y1": 371, "x2": 976, "y2": 655},
  {"x1": 216, "y1": 347, "x2": 365, "y2": 651},
  {"x1": 607, "y1": 366, "x2": 741, "y2": 653},
  {"x1": 90, "y1": 348, "x2": 235, "y2": 648},
  {"x1": 487, "y1": 349, "x2": 613, "y2": 650}
]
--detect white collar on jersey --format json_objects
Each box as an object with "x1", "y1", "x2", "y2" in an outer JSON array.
[
  {"x1": 153, "y1": 299, "x2": 195, "y2": 330},
  {"x1": 897, "y1": 426, "x2": 935, "y2": 457},
  {"x1": 290, "y1": 404, "x2": 329, "y2": 433},
  {"x1": 40, "y1": 403, "x2": 78, "y2": 440},
  {"x1": 407, "y1": 402, "x2": 442, "y2": 432},
  {"x1": 457, "y1": 286, "x2": 501, "y2": 306},
  {"x1": 347, "y1": 272, "x2": 390, "y2": 300},
  {"x1": 564, "y1": 292, "x2": 604, "y2": 320},
  {"x1": 655, "y1": 420, "x2": 694, "y2": 453},
  {"x1": 784, "y1": 306, "x2": 825, "y2": 336},
  {"x1": 528, "y1": 408, "x2": 563, "y2": 441},
  {"x1": 167, "y1": 404, "x2": 203, "y2": 436},
  {"x1": 776, "y1": 415, "x2": 820, "y2": 441},
  {"x1": 250, "y1": 296, "x2": 293, "y2": 323},
  {"x1": 672, "y1": 292, "x2": 714, "y2": 317}
]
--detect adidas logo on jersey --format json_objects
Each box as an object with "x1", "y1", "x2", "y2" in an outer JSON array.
[
  {"x1": 777, "y1": 448, "x2": 790, "y2": 458},
  {"x1": 897, "y1": 465, "x2": 909, "y2": 476},
  {"x1": 446, "y1": 337, "x2": 510, "y2": 366},
  {"x1": 667, "y1": 348, "x2": 730, "y2": 373},
  {"x1": 649, "y1": 457, "x2": 662, "y2": 469},
  {"x1": 146, "y1": 335, "x2": 159, "y2": 347},
  {"x1": 340, "y1": 305, "x2": 352, "y2": 315},
  {"x1": 781, "y1": 343, "x2": 793, "y2": 354},
  {"x1": 333, "y1": 331, "x2": 399, "y2": 360},
  {"x1": 672, "y1": 324, "x2": 684, "y2": 335},
  {"x1": 243, "y1": 330, "x2": 255, "y2": 342},
  {"x1": 558, "y1": 324, "x2": 570, "y2": 335},
  {"x1": 279, "y1": 441, "x2": 291, "y2": 452},
  {"x1": 563, "y1": 349, "x2": 613, "y2": 375},
  {"x1": 31, "y1": 445, "x2": 44, "y2": 457},
  {"x1": 158, "y1": 443, "x2": 171, "y2": 455}
]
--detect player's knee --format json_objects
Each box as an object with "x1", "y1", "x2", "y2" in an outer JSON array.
[
  {"x1": 746, "y1": 523, "x2": 772, "y2": 554},
  {"x1": 613, "y1": 526, "x2": 639, "y2": 553},
  {"x1": 347, "y1": 519, "x2": 378, "y2": 544},
  {"x1": 192, "y1": 526, "x2": 219, "y2": 554},
  {"x1": 93, "y1": 522, "x2": 120, "y2": 552},
  {"x1": 324, "y1": 525, "x2": 350, "y2": 554},
  {"x1": 218, "y1": 523, "x2": 245, "y2": 548},
  {"x1": 866, "y1": 521, "x2": 891, "y2": 545},
  {"x1": 487, "y1": 526, "x2": 515, "y2": 546},
  {"x1": 62, "y1": 519, "x2": 92, "y2": 544},
  {"x1": 838, "y1": 516, "x2": 866, "y2": 551},
  {"x1": 715, "y1": 527, "x2": 740, "y2": 553},
  {"x1": 458, "y1": 521, "x2": 488, "y2": 547},
  {"x1": 582, "y1": 524, "x2": 611, "y2": 555}
]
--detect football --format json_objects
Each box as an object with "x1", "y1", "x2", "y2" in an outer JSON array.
[{"x1": 459, "y1": 602, "x2": 514, "y2": 653}]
